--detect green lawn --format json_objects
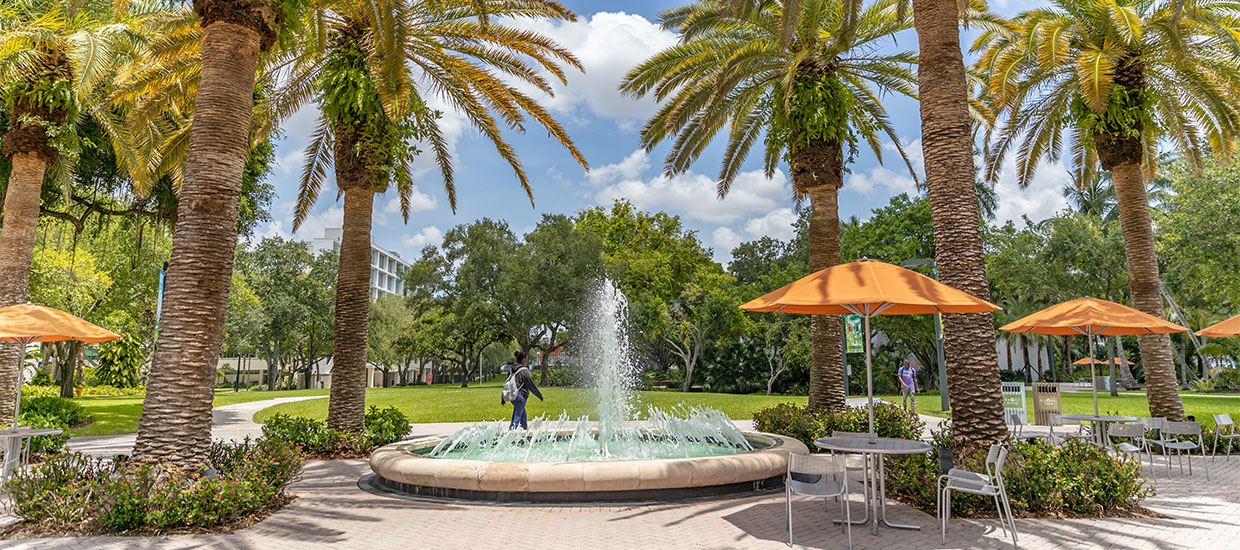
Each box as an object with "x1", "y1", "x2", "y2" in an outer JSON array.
[
  {"x1": 69, "y1": 388, "x2": 328, "y2": 437},
  {"x1": 877, "y1": 391, "x2": 1240, "y2": 428},
  {"x1": 253, "y1": 382, "x2": 808, "y2": 424}
]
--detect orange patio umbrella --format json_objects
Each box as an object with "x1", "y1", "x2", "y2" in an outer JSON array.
[
  {"x1": 741, "y1": 260, "x2": 1000, "y2": 438},
  {"x1": 0, "y1": 304, "x2": 120, "y2": 427},
  {"x1": 1000, "y1": 297, "x2": 1188, "y2": 415},
  {"x1": 1195, "y1": 313, "x2": 1240, "y2": 338},
  {"x1": 1072, "y1": 357, "x2": 1132, "y2": 366}
]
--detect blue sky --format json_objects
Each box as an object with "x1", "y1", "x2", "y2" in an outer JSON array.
[{"x1": 257, "y1": 0, "x2": 1071, "y2": 264}]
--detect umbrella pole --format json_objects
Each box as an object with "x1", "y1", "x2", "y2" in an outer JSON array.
[
  {"x1": 10, "y1": 348, "x2": 22, "y2": 430},
  {"x1": 865, "y1": 314, "x2": 875, "y2": 441},
  {"x1": 1089, "y1": 336, "x2": 1099, "y2": 416}
]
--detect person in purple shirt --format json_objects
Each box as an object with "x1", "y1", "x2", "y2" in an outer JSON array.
[{"x1": 897, "y1": 360, "x2": 918, "y2": 413}]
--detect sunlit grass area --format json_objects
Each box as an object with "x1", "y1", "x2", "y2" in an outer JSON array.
[
  {"x1": 253, "y1": 381, "x2": 808, "y2": 424},
  {"x1": 69, "y1": 388, "x2": 329, "y2": 437},
  {"x1": 877, "y1": 390, "x2": 1240, "y2": 427}
]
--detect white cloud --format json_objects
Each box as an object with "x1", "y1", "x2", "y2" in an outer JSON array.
[
  {"x1": 712, "y1": 227, "x2": 743, "y2": 255},
  {"x1": 401, "y1": 226, "x2": 444, "y2": 250},
  {"x1": 845, "y1": 138, "x2": 923, "y2": 198},
  {"x1": 587, "y1": 149, "x2": 650, "y2": 186},
  {"x1": 515, "y1": 12, "x2": 680, "y2": 123},
  {"x1": 710, "y1": 207, "x2": 799, "y2": 260},
  {"x1": 592, "y1": 151, "x2": 789, "y2": 224},
  {"x1": 990, "y1": 157, "x2": 1071, "y2": 223},
  {"x1": 741, "y1": 208, "x2": 798, "y2": 241}
]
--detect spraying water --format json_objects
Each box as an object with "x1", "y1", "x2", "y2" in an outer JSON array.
[{"x1": 427, "y1": 279, "x2": 752, "y2": 462}]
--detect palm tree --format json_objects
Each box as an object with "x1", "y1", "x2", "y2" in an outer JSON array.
[
  {"x1": 131, "y1": 0, "x2": 298, "y2": 467},
  {"x1": 0, "y1": 0, "x2": 155, "y2": 424},
  {"x1": 975, "y1": 0, "x2": 1240, "y2": 420},
  {"x1": 907, "y1": 0, "x2": 1010, "y2": 447},
  {"x1": 622, "y1": 0, "x2": 917, "y2": 412},
  {"x1": 270, "y1": 0, "x2": 585, "y2": 431}
]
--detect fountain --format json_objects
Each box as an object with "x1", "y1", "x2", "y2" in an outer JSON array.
[{"x1": 369, "y1": 280, "x2": 807, "y2": 502}]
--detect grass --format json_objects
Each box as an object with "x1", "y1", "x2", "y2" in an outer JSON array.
[
  {"x1": 253, "y1": 381, "x2": 808, "y2": 424},
  {"x1": 876, "y1": 390, "x2": 1240, "y2": 428},
  {"x1": 68, "y1": 388, "x2": 328, "y2": 437}
]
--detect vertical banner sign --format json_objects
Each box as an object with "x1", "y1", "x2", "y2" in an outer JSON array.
[
  {"x1": 844, "y1": 314, "x2": 864, "y2": 354},
  {"x1": 155, "y1": 268, "x2": 167, "y2": 323}
]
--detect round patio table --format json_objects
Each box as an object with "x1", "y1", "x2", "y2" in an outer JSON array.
[
  {"x1": 0, "y1": 426, "x2": 63, "y2": 481},
  {"x1": 1058, "y1": 413, "x2": 1138, "y2": 447},
  {"x1": 814, "y1": 435, "x2": 932, "y2": 535}
]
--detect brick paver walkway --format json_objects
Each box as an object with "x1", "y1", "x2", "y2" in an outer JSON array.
[{"x1": 5, "y1": 450, "x2": 1239, "y2": 550}]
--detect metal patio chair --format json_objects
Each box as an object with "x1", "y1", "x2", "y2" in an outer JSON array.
[
  {"x1": 1211, "y1": 414, "x2": 1240, "y2": 461},
  {"x1": 1162, "y1": 421, "x2": 1209, "y2": 480},
  {"x1": 1107, "y1": 422, "x2": 1157, "y2": 482},
  {"x1": 938, "y1": 444, "x2": 1017, "y2": 549},
  {"x1": 787, "y1": 452, "x2": 852, "y2": 549}
]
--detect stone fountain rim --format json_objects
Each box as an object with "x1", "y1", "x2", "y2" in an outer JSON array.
[{"x1": 369, "y1": 430, "x2": 809, "y2": 495}]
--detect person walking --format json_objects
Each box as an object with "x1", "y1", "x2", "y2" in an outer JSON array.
[
  {"x1": 502, "y1": 351, "x2": 543, "y2": 429},
  {"x1": 897, "y1": 360, "x2": 918, "y2": 414}
]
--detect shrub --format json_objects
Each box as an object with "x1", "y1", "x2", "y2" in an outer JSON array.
[
  {"x1": 751, "y1": 401, "x2": 923, "y2": 450},
  {"x1": 884, "y1": 424, "x2": 1150, "y2": 518},
  {"x1": 20, "y1": 385, "x2": 145, "y2": 398},
  {"x1": 21, "y1": 396, "x2": 87, "y2": 426},
  {"x1": 5, "y1": 437, "x2": 301, "y2": 533},
  {"x1": 95, "y1": 335, "x2": 143, "y2": 388},
  {"x1": 17, "y1": 412, "x2": 70, "y2": 455},
  {"x1": 261, "y1": 406, "x2": 410, "y2": 458}
]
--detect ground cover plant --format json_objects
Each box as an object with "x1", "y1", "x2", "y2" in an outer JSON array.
[{"x1": 3, "y1": 437, "x2": 302, "y2": 535}]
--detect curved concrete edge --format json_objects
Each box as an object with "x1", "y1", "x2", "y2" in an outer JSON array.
[{"x1": 370, "y1": 431, "x2": 808, "y2": 493}]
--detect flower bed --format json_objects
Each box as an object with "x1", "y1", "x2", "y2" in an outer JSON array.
[
  {"x1": 261, "y1": 405, "x2": 411, "y2": 459},
  {"x1": 3, "y1": 437, "x2": 302, "y2": 535}
]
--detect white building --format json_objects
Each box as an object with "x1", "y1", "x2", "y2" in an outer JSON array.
[{"x1": 310, "y1": 228, "x2": 410, "y2": 299}]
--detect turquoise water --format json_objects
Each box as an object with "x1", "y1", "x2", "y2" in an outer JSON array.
[{"x1": 424, "y1": 407, "x2": 755, "y2": 463}]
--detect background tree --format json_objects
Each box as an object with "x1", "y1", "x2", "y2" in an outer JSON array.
[
  {"x1": 623, "y1": 0, "x2": 917, "y2": 412},
  {"x1": 976, "y1": 0, "x2": 1240, "y2": 420},
  {"x1": 661, "y1": 269, "x2": 742, "y2": 392}
]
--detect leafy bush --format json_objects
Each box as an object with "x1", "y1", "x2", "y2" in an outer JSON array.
[
  {"x1": 30, "y1": 371, "x2": 53, "y2": 386},
  {"x1": 21, "y1": 396, "x2": 87, "y2": 426},
  {"x1": 884, "y1": 424, "x2": 1150, "y2": 518},
  {"x1": 16, "y1": 412, "x2": 70, "y2": 455},
  {"x1": 262, "y1": 406, "x2": 410, "y2": 458},
  {"x1": 95, "y1": 335, "x2": 143, "y2": 388},
  {"x1": 5, "y1": 437, "x2": 301, "y2": 533},
  {"x1": 751, "y1": 401, "x2": 923, "y2": 450}
]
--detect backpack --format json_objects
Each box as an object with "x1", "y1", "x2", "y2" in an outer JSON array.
[{"x1": 502, "y1": 367, "x2": 527, "y2": 402}]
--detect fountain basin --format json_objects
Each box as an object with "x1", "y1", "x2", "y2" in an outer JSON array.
[{"x1": 369, "y1": 431, "x2": 808, "y2": 502}]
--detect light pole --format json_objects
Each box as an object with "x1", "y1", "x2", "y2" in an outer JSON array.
[{"x1": 901, "y1": 259, "x2": 949, "y2": 411}]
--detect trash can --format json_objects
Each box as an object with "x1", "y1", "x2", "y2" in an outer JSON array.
[{"x1": 1032, "y1": 382, "x2": 1062, "y2": 425}]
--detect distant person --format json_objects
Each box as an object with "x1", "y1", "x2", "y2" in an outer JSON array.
[
  {"x1": 501, "y1": 351, "x2": 543, "y2": 429},
  {"x1": 898, "y1": 360, "x2": 918, "y2": 413}
]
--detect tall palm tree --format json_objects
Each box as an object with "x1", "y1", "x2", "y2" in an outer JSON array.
[
  {"x1": 622, "y1": 0, "x2": 917, "y2": 412},
  {"x1": 908, "y1": 0, "x2": 1009, "y2": 447},
  {"x1": 0, "y1": 0, "x2": 154, "y2": 424},
  {"x1": 975, "y1": 0, "x2": 1240, "y2": 420},
  {"x1": 131, "y1": 0, "x2": 302, "y2": 467},
  {"x1": 270, "y1": 0, "x2": 585, "y2": 431}
]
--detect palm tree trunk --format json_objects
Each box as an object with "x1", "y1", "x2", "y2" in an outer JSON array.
[
  {"x1": 796, "y1": 138, "x2": 846, "y2": 412},
  {"x1": 1019, "y1": 333, "x2": 1031, "y2": 383},
  {"x1": 0, "y1": 152, "x2": 47, "y2": 424},
  {"x1": 325, "y1": 186, "x2": 374, "y2": 432},
  {"x1": 1110, "y1": 160, "x2": 1184, "y2": 420},
  {"x1": 133, "y1": 17, "x2": 270, "y2": 467},
  {"x1": 913, "y1": 0, "x2": 1006, "y2": 448}
]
